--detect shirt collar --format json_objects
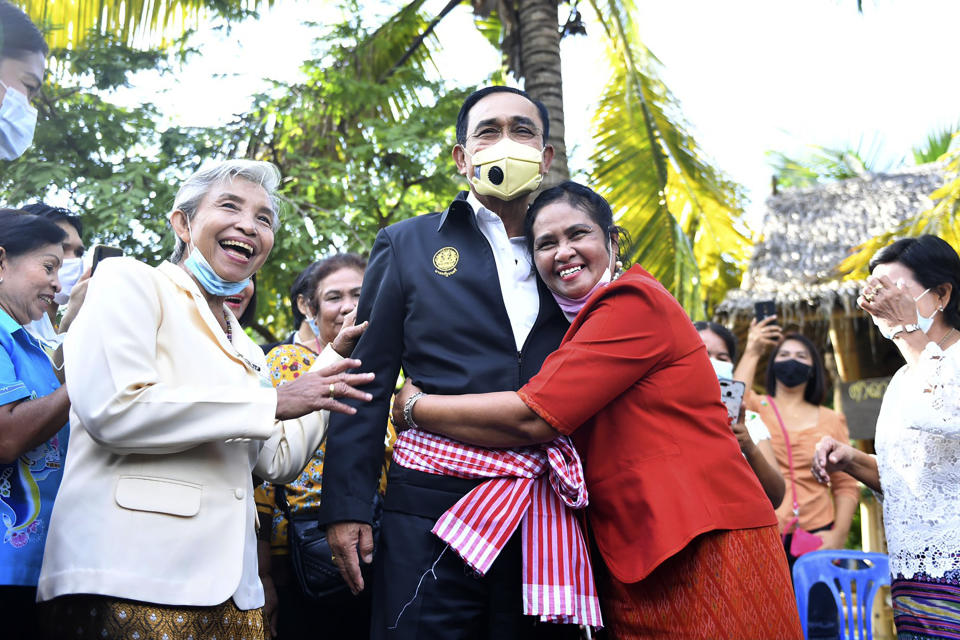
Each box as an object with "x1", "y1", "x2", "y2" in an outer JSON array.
[{"x1": 0, "y1": 306, "x2": 24, "y2": 336}]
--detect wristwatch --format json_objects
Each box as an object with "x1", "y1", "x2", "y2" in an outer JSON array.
[{"x1": 890, "y1": 323, "x2": 921, "y2": 339}]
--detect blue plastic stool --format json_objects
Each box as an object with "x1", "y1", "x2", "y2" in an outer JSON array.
[{"x1": 792, "y1": 549, "x2": 890, "y2": 640}]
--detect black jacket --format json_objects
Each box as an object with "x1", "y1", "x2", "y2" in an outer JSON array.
[{"x1": 317, "y1": 193, "x2": 569, "y2": 526}]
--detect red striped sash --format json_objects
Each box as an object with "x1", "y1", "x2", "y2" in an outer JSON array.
[{"x1": 392, "y1": 429, "x2": 603, "y2": 627}]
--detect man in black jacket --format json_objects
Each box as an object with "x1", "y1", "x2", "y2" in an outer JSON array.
[{"x1": 320, "y1": 86, "x2": 571, "y2": 639}]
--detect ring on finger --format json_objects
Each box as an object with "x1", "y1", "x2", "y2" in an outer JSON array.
[{"x1": 329, "y1": 383, "x2": 336, "y2": 398}]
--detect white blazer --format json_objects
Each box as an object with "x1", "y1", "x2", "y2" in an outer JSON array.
[{"x1": 37, "y1": 259, "x2": 336, "y2": 608}]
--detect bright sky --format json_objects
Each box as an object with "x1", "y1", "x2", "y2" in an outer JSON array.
[{"x1": 127, "y1": 0, "x2": 960, "y2": 228}]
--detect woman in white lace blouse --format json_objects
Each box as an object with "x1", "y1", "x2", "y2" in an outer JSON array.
[{"x1": 813, "y1": 234, "x2": 960, "y2": 640}]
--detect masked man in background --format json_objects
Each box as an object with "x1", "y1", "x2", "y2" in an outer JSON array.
[{"x1": 320, "y1": 86, "x2": 591, "y2": 639}]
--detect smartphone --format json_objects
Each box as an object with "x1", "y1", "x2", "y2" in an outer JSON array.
[
  {"x1": 754, "y1": 299, "x2": 776, "y2": 323},
  {"x1": 719, "y1": 378, "x2": 746, "y2": 424},
  {"x1": 91, "y1": 245, "x2": 123, "y2": 273}
]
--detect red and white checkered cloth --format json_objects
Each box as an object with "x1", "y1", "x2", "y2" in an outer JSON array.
[{"x1": 392, "y1": 429, "x2": 603, "y2": 627}]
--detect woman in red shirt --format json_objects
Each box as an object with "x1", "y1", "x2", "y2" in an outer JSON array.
[{"x1": 394, "y1": 182, "x2": 801, "y2": 638}]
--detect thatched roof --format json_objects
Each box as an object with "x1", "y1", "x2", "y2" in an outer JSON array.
[{"x1": 717, "y1": 164, "x2": 945, "y2": 321}]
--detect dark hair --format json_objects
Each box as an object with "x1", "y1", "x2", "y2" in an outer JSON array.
[
  {"x1": 290, "y1": 253, "x2": 367, "y2": 327},
  {"x1": 0, "y1": 1, "x2": 48, "y2": 60},
  {"x1": 0, "y1": 209, "x2": 66, "y2": 258},
  {"x1": 693, "y1": 321, "x2": 737, "y2": 361},
  {"x1": 869, "y1": 235, "x2": 960, "y2": 330},
  {"x1": 238, "y1": 275, "x2": 258, "y2": 329},
  {"x1": 455, "y1": 86, "x2": 550, "y2": 147},
  {"x1": 524, "y1": 181, "x2": 628, "y2": 265},
  {"x1": 765, "y1": 332, "x2": 827, "y2": 405},
  {"x1": 20, "y1": 202, "x2": 83, "y2": 239}
]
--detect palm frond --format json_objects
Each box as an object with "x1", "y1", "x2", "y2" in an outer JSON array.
[
  {"x1": 912, "y1": 126, "x2": 959, "y2": 165},
  {"x1": 586, "y1": 0, "x2": 750, "y2": 318},
  {"x1": 16, "y1": 0, "x2": 271, "y2": 49}
]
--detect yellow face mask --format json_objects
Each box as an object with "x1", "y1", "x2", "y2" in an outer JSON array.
[{"x1": 466, "y1": 138, "x2": 544, "y2": 201}]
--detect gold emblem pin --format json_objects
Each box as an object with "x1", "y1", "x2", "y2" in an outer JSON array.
[{"x1": 433, "y1": 247, "x2": 459, "y2": 277}]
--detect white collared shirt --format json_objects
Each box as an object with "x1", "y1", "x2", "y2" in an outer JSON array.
[{"x1": 467, "y1": 192, "x2": 540, "y2": 351}]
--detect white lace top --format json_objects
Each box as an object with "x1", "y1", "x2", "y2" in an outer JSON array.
[{"x1": 875, "y1": 341, "x2": 960, "y2": 581}]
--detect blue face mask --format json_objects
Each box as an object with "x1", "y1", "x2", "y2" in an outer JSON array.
[
  {"x1": 306, "y1": 315, "x2": 320, "y2": 337},
  {"x1": 182, "y1": 217, "x2": 250, "y2": 297}
]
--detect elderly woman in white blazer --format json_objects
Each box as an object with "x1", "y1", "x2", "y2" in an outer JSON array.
[{"x1": 36, "y1": 160, "x2": 374, "y2": 640}]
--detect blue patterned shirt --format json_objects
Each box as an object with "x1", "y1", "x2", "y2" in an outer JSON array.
[{"x1": 0, "y1": 308, "x2": 69, "y2": 586}]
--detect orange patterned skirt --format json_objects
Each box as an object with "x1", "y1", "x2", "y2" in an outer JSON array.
[
  {"x1": 599, "y1": 524, "x2": 802, "y2": 639},
  {"x1": 38, "y1": 593, "x2": 265, "y2": 640}
]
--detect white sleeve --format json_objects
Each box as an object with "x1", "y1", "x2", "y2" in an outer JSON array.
[
  {"x1": 64, "y1": 260, "x2": 277, "y2": 455},
  {"x1": 744, "y1": 410, "x2": 771, "y2": 444},
  {"x1": 255, "y1": 344, "x2": 343, "y2": 484},
  {"x1": 903, "y1": 342, "x2": 960, "y2": 438}
]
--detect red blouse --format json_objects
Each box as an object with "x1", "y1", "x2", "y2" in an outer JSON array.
[{"x1": 519, "y1": 266, "x2": 777, "y2": 583}]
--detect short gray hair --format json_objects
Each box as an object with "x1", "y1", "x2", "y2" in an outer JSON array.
[{"x1": 169, "y1": 159, "x2": 282, "y2": 263}]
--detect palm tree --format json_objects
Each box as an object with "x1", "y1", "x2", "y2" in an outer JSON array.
[{"x1": 14, "y1": 0, "x2": 267, "y2": 48}]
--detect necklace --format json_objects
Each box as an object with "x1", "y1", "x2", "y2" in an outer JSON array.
[
  {"x1": 225, "y1": 317, "x2": 233, "y2": 344},
  {"x1": 937, "y1": 327, "x2": 956, "y2": 349}
]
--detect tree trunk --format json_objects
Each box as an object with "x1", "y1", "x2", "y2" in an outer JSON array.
[{"x1": 516, "y1": 0, "x2": 568, "y2": 187}]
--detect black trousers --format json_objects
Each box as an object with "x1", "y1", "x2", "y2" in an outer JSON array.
[
  {"x1": 0, "y1": 585, "x2": 38, "y2": 639},
  {"x1": 371, "y1": 465, "x2": 580, "y2": 640}
]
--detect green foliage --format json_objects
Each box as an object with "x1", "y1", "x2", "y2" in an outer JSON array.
[
  {"x1": 586, "y1": 0, "x2": 751, "y2": 319},
  {"x1": 0, "y1": 32, "x2": 224, "y2": 269},
  {"x1": 219, "y1": 3, "x2": 471, "y2": 337},
  {"x1": 16, "y1": 0, "x2": 266, "y2": 49},
  {"x1": 912, "y1": 124, "x2": 959, "y2": 165},
  {"x1": 768, "y1": 137, "x2": 891, "y2": 190}
]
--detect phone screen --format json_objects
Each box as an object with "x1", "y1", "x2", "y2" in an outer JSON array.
[
  {"x1": 754, "y1": 300, "x2": 776, "y2": 323},
  {"x1": 719, "y1": 378, "x2": 746, "y2": 423}
]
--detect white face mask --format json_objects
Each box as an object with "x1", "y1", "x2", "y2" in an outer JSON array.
[
  {"x1": 53, "y1": 257, "x2": 84, "y2": 306},
  {"x1": 710, "y1": 357, "x2": 734, "y2": 380},
  {"x1": 0, "y1": 81, "x2": 37, "y2": 160}
]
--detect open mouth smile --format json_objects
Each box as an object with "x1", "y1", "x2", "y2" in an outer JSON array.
[
  {"x1": 220, "y1": 239, "x2": 255, "y2": 261},
  {"x1": 558, "y1": 265, "x2": 584, "y2": 280}
]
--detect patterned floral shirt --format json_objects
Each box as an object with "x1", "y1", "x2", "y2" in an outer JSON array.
[{"x1": 254, "y1": 343, "x2": 394, "y2": 554}]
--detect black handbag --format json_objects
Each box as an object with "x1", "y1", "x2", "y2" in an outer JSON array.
[{"x1": 275, "y1": 477, "x2": 383, "y2": 600}]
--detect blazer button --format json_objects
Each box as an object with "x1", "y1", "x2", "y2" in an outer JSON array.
[{"x1": 234, "y1": 488, "x2": 245, "y2": 500}]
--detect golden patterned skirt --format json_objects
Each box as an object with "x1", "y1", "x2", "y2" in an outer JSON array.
[{"x1": 38, "y1": 594, "x2": 265, "y2": 640}]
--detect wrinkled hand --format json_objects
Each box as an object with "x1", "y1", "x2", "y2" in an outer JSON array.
[
  {"x1": 392, "y1": 378, "x2": 424, "y2": 431},
  {"x1": 57, "y1": 267, "x2": 92, "y2": 333},
  {"x1": 331, "y1": 308, "x2": 368, "y2": 358},
  {"x1": 328, "y1": 521, "x2": 374, "y2": 595},
  {"x1": 745, "y1": 315, "x2": 782, "y2": 356},
  {"x1": 274, "y1": 358, "x2": 374, "y2": 420},
  {"x1": 858, "y1": 274, "x2": 917, "y2": 326},
  {"x1": 811, "y1": 435, "x2": 855, "y2": 484}
]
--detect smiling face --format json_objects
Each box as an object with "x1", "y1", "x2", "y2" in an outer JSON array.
[
  {"x1": 0, "y1": 51, "x2": 45, "y2": 102},
  {"x1": 312, "y1": 267, "x2": 363, "y2": 346},
  {"x1": 453, "y1": 92, "x2": 553, "y2": 195},
  {"x1": 531, "y1": 200, "x2": 615, "y2": 300},
  {"x1": 224, "y1": 279, "x2": 255, "y2": 318},
  {"x1": 0, "y1": 242, "x2": 62, "y2": 324},
  {"x1": 172, "y1": 178, "x2": 275, "y2": 287}
]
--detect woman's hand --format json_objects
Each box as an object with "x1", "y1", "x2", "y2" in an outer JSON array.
[
  {"x1": 744, "y1": 315, "x2": 782, "y2": 357},
  {"x1": 811, "y1": 435, "x2": 855, "y2": 484},
  {"x1": 392, "y1": 378, "x2": 424, "y2": 430},
  {"x1": 731, "y1": 414, "x2": 756, "y2": 457},
  {"x1": 813, "y1": 527, "x2": 846, "y2": 550},
  {"x1": 274, "y1": 358, "x2": 374, "y2": 420},
  {"x1": 858, "y1": 274, "x2": 917, "y2": 325},
  {"x1": 57, "y1": 266, "x2": 92, "y2": 334},
  {"x1": 331, "y1": 308, "x2": 368, "y2": 358}
]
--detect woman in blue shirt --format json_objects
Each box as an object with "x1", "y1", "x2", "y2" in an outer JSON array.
[{"x1": 0, "y1": 210, "x2": 72, "y2": 636}]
